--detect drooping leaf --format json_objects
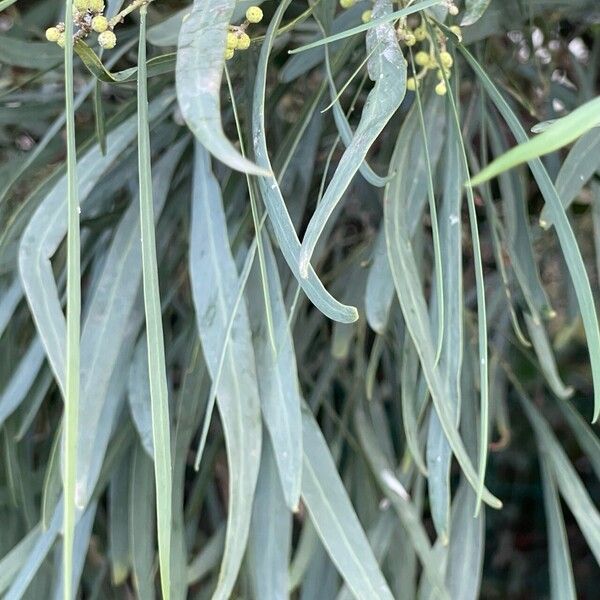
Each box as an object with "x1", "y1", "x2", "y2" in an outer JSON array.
[
  {"x1": 176, "y1": 0, "x2": 267, "y2": 175},
  {"x1": 298, "y1": 0, "x2": 407, "y2": 278},
  {"x1": 251, "y1": 0, "x2": 359, "y2": 324}
]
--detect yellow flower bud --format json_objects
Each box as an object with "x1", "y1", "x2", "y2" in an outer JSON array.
[
  {"x1": 226, "y1": 32, "x2": 238, "y2": 49},
  {"x1": 246, "y1": 6, "x2": 263, "y2": 23},
  {"x1": 439, "y1": 51, "x2": 453, "y2": 69},
  {"x1": 340, "y1": 0, "x2": 355, "y2": 8},
  {"x1": 407, "y1": 77, "x2": 417, "y2": 91},
  {"x1": 45, "y1": 27, "x2": 61, "y2": 43},
  {"x1": 361, "y1": 10, "x2": 372, "y2": 23},
  {"x1": 237, "y1": 32, "x2": 251, "y2": 50},
  {"x1": 74, "y1": 0, "x2": 89, "y2": 11},
  {"x1": 415, "y1": 51, "x2": 430, "y2": 67},
  {"x1": 448, "y1": 4, "x2": 459, "y2": 16},
  {"x1": 89, "y1": 0, "x2": 105, "y2": 12},
  {"x1": 404, "y1": 32, "x2": 416, "y2": 46},
  {"x1": 225, "y1": 47, "x2": 235, "y2": 60},
  {"x1": 91, "y1": 16, "x2": 108, "y2": 33},
  {"x1": 98, "y1": 30, "x2": 116, "y2": 49},
  {"x1": 414, "y1": 27, "x2": 427, "y2": 41},
  {"x1": 435, "y1": 81, "x2": 447, "y2": 96}
]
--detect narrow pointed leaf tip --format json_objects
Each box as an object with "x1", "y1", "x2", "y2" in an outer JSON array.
[
  {"x1": 469, "y1": 96, "x2": 600, "y2": 186},
  {"x1": 176, "y1": 0, "x2": 270, "y2": 176}
]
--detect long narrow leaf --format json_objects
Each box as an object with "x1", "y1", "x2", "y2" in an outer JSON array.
[{"x1": 137, "y1": 9, "x2": 172, "y2": 598}]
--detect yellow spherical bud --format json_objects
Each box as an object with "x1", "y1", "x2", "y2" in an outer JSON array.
[
  {"x1": 74, "y1": 0, "x2": 89, "y2": 11},
  {"x1": 226, "y1": 32, "x2": 238, "y2": 49},
  {"x1": 439, "y1": 51, "x2": 453, "y2": 69},
  {"x1": 224, "y1": 47, "x2": 235, "y2": 60},
  {"x1": 89, "y1": 0, "x2": 105, "y2": 12},
  {"x1": 45, "y1": 27, "x2": 61, "y2": 42},
  {"x1": 435, "y1": 81, "x2": 447, "y2": 96},
  {"x1": 91, "y1": 16, "x2": 108, "y2": 33},
  {"x1": 237, "y1": 32, "x2": 251, "y2": 50},
  {"x1": 448, "y1": 4, "x2": 459, "y2": 16},
  {"x1": 406, "y1": 77, "x2": 417, "y2": 91},
  {"x1": 98, "y1": 30, "x2": 116, "y2": 49},
  {"x1": 57, "y1": 33, "x2": 66, "y2": 48},
  {"x1": 339, "y1": 0, "x2": 355, "y2": 8},
  {"x1": 404, "y1": 32, "x2": 416, "y2": 46},
  {"x1": 361, "y1": 10, "x2": 372, "y2": 23},
  {"x1": 246, "y1": 6, "x2": 263, "y2": 23},
  {"x1": 415, "y1": 51, "x2": 430, "y2": 67},
  {"x1": 414, "y1": 27, "x2": 427, "y2": 41}
]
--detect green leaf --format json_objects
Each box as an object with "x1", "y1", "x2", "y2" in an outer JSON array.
[
  {"x1": 247, "y1": 435, "x2": 292, "y2": 600},
  {"x1": 462, "y1": 46, "x2": 600, "y2": 422},
  {"x1": 189, "y1": 143, "x2": 262, "y2": 600},
  {"x1": 461, "y1": 0, "x2": 492, "y2": 27},
  {"x1": 516, "y1": 382, "x2": 600, "y2": 564},
  {"x1": 129, "y1": 443, "x2": 156, "y2": 600},
  {"x1": 4, "y1": 505, "x2": 61, "y2": 600},
  {"x1": 301, "y1": 407, "x2": 395, "y2": 600},
  {"x1": 62, "y1": 1, "x2": 82, "y2": 596},
  {"x1": 175, "y1": 0, "x2": 268, "y2": 175},
  {"x1": 539, "y1": 455, "x2": 577, "y2": 600},
  {"x1": 247, "y1": 235, "x2": 303, "y2": 510},
  {"x1": 74, "y1": 40, "x2": 175, "y2": 84},
  {"x1": 128, "y1": 335, "x2": 154, "y2": 458},
  {"x1": 384, "y1": 91, "x2": 501, "y2": 509},
  {"x1": 18, "y1": 93, "x2": 174, "y2": 400},
  {"x1": 524, "y1": 313, "x2": 573, "y2": 399},
  {"x1": 469, "y1": 96, "x2": 600, "y2": 186},
  {"x1": 252, "y1": 0, "x2": 359, "y2": 324},
  {"x1": 319, "y1": 16, "x2": 389, "y2": 188},
  {"x1": 0, "y1": 34, "x2": 61, "y2": 70},
  {"x1": 137, "y1": 10, "x2": 172, "y2": 599},
  {"x1": 298, "y1": 0, "x2": 407, "y2": 278},
  {"x1": 0, "y1": 525, "x2": 41, "y2": 595},
  {"x1": 486, "y1": 121, "x2": 553, "y2": 319},
  {"x1": 354, "y1": 407, "x2": 450, "y2": 599},
  {"x1": 0, "y1": 339, "x2": 45, "y2": 427},
  {"x1": 426, "y1": 115, "x2": 464, "y2": 542},
  {"x1": 539, "y1": 127, "x2": 600, "y2": 228},
  {"x1": 445, "y1": 483, "x2": 485, "y2": 600}
]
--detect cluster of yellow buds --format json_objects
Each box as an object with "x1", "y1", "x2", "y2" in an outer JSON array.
[
  {"x1": 45, "y1": 0, "x2": 121, "y2": 50},
  {"x1": 225, "y1": 6, "x2": 263, "y2": 60},
  {"x1": 399, "y1": 19, "x2": 462, "y2": 97}
]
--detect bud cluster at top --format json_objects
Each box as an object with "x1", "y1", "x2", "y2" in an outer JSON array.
[
  {"x1": 338, "y1": 0, "x2": 463, "y2": 97},
  {"x1": 45, "y1": 0, "x2": 146, "y2": 51},
  {"x1": 224, "y1": 5, "x2": 264, "y2": 61}
]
